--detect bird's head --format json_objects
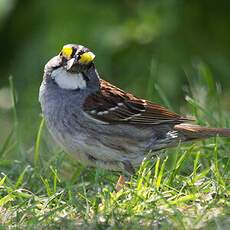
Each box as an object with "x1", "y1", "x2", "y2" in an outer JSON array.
[
  {"x1": 44, "y1": 44, "x2": 98, "y2": 90},
  {"x1": 60, "y1": 44, "x2": 95, "y2": 72}
]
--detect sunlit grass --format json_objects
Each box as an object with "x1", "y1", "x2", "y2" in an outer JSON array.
[{"x1": 0, "y1": 68, "x2": 230, "y2": 229}]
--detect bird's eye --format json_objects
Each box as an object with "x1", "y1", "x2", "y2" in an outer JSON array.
[{"x1": 61, "y1": 45, "x2": 74, "y2": 60}]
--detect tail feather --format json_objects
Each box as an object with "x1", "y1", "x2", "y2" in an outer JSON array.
[{"x1": 174, "y1": 123, "x2": 230, "y2": 141}]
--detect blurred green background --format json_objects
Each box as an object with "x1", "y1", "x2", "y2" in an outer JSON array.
[{"x1": 0, "y1": 0, "x2": 230, "y2": 147}]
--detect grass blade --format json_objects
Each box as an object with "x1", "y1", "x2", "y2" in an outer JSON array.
[{"x1": 34, "y1": 117, "x2": 45, "y2": 170}]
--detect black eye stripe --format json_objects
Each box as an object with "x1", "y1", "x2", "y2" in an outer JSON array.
[
  {"x1": 71, "y1": 47, "x2": 77, "y2": 58},
  {"x1": 77, "y1": 50, "x2": 85, "y2": 56}
]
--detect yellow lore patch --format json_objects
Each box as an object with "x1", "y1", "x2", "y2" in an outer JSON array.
[
  {"x1": 62, "y1": 45, "x2": 73, "y2": 59},
  {"x1": 78, "y1": 52, "x2": 95, "y2": 64}
]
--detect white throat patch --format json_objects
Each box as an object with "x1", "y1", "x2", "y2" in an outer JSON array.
[{"x1": 51, "y1": 67, "x2": 86, "y2": 90}]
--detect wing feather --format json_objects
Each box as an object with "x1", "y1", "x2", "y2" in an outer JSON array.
[{"x1": 83, "y1": 80, "x2": 190, "y2": 125}]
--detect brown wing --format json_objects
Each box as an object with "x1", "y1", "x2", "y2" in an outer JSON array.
[{"x1": 83, "y1": 80, "x2": 190, "y2": 125}]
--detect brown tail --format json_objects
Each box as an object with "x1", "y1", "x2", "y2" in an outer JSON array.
[{"x1": 174, "y1": 123, "x2": 230, "y2": 141}]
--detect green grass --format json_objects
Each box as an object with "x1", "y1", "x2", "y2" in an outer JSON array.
[{"x1": 0, "y1": 68, "x2": 230, "y2": 229}]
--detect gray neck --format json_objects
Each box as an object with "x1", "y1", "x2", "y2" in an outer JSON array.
[{"x1": 83, "y1": 64, "x2": 101, "y2": 92}]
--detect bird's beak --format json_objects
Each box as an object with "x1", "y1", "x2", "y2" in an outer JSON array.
[
  {"x1": 65, "y1": 51, "x2": 95, "y2": 71},
  {"x1": 66, "y1": 57, "x2": 76, "y2": 71}
]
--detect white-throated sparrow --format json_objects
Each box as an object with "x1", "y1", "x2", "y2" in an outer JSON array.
[{"x1": 39, "y1": 44, "x2": 230, "y2": 182}]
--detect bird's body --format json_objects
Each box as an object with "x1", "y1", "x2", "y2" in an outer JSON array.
[
  {"x1": 39, "y1": 44, "x2": 230, "y2": 175},
  {"x1": 40, "y1": 70, "x2": 170, "y2": 172}
]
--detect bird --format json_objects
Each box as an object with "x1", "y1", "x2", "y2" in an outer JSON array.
[{"x1": 39, "y1": 44, "x2": 230, "y2": 190}]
